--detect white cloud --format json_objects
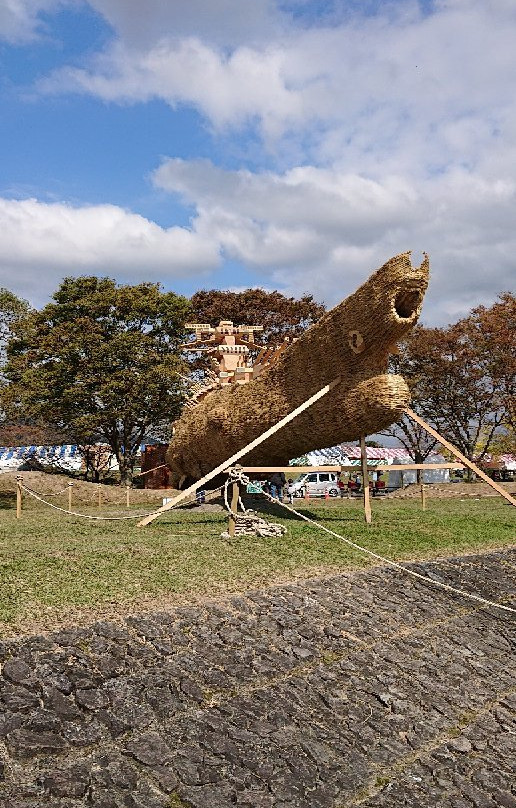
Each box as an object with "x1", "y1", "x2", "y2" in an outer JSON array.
[
  {"x1": 85, "y1": 0, "x2": 280, "y2": 49},
  {"x1": 153, "y1": 157, "x2": 516, "y2": 323},
  {"x1": 5, "y1": 0, "x2": 516, "y2": 322},
  {"x1": 0, "y1": 197, "x2": 220, "y2": 305},
  {"x1": 40, "y1": 0, "x2": 516, "y2": 158},
  {"x1": 0, "y1": 0, "x2": 63, "y2": 43}
]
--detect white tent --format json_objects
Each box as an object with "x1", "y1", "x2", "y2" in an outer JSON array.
[
  {"x1": 0, "y1": 445, "x2": 83, "y2": 473},
  {"x1": 290, "y1": 444, "x2": 452, "y2": 486}
]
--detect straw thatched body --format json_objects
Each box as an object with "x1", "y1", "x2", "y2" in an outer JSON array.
[{"x1": 167, "y1": 252, "x2": 429, "y2": 484}]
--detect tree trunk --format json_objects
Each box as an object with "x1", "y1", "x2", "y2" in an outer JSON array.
[{"x1": 117, "y1": 456, "x2": 134, "y2": 486}]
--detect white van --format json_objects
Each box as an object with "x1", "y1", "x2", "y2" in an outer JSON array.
[{"x1": 288, "y1": 472, "x2": 340, "y2": 498}]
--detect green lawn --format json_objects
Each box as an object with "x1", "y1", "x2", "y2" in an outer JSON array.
[{"x1": 0, "y1": 495, "x2": 514, "y2": 634}]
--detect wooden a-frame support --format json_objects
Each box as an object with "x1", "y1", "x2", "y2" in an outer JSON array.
[
  {"x1": 138, "y1": 377, "x2": 342, "y2": 526},
  {"x1": 404, "y1": 408, "x2": 516, "y2": 508}
]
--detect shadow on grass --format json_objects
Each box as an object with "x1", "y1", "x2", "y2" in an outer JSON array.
[
  {"x1": 248, "y1": 501, "x2": 359, "y2": 523},
  {"x1": 0, "y1": 492, "x2": 15, "y2": 510}
]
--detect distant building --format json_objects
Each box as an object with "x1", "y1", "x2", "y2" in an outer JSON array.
[
  {"x1": 140, "y1": 445, "x2": 172, "y2": 488},
  {"x1": 481, "y1": 454, "x2": 516, "y2": 481}
]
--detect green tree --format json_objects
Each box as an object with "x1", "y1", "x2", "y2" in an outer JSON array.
[
  {"x1": 189, "y1": 288, "x2": 326, "y2": 345},
  {"x1": 3, "y1": 277, "x2": 191, "y2": 483},
  {"x1": 469, "y1": 292, "x2": 515, "y2": 452},
  {"x1": 383, "y1": 295, "x2": 516, "y2": 478},
  {"x1": 381, "y1": 329, "x2": 440, "y2": 480},
  {"x1": 0, "y1": 288, "x2": 30, "y2": 368}
]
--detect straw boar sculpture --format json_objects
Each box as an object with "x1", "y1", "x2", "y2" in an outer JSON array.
[{"x1": 167, "y1": 252, "x2": 429, "y2": 485}]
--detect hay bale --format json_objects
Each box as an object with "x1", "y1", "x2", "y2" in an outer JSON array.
[{"x1": 168, "y1": 252, "x2": 429, "y2": 483}]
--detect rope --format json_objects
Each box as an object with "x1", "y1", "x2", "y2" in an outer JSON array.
[
  {"x1": 224, "y1": 471, "x2": 249, "y2": 514},
  {"x1": 19, "y1": 484, "x2": 71, "y2": 497},
  {"x1": 134, "y1": 464, "x2": 169, "y2": 478},
  {"x1": 230, "y1": 470, "x2": 516, "y2": 615},
  {"x1": 20, "y1": 484, "x2": 161, "y2": 520},
  {"x1": 19, "y1": 480, "x2": 224, "y2": 522},
  {"x1": 222, "y1": 472, "x2": 286, "y2": 537}
]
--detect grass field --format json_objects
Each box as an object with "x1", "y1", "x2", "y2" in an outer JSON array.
[{"x1": 0, "y1": 488, "x2": 514, "y2": 636}]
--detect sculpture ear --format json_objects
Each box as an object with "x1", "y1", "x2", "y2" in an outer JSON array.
[{"x1": 348, "y1": 330, "x2": 365, "y2": 354}]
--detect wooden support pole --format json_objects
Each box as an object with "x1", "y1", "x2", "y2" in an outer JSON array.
[
  {"x1": 126, "y1": 485, "x2": 131, "y2": 508},
  {"x1": 68, "y1": 481, "x2": 73, "y2": 512},
  {"x1": 359, "y1": 436, "x2": 372, "y2": 524},
  {"x1": 16, "y1": 475, "x2": 22, "y2": 519},
  {"x1": 228, "y1": 468, "x2": 240, "y2": 538},
  {"x1": 420, "y1": 482, "x2": 426, "y2": 511},
  {"x1": 405, "y1": 408, "x2": 516, "y2": 508},
  {"x1": 97, "y1": 483, "x2": 102, "y2": 509},
  {"x1": 138, "y1": 376, "x2": 341, "y2": 526}
]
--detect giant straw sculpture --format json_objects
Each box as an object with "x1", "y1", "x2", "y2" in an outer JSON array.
[{"x1": 167, "y1": 252, "x2": 429, "y2": 484}]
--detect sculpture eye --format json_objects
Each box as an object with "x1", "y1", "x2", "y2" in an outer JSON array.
[{"x1": 348, "y1": 330, "x2": 365, "y2": 354}]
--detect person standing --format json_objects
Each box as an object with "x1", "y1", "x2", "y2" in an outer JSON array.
[{"x1": 269, "y1": 470, "x2": 287, "y2": 501}]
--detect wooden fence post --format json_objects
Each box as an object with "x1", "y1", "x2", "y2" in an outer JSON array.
[
  {"x1": 97, "y1": 483, "x2": 102, "y2": 509},
  {"x1": 126, "y1": 485, "x2": 131, "y2": 508},
  {"x1": 68, "y1": 481, "x2": 73, "y2": 512},
  {"x1": 359, "y1": 436, "x2": 372, "y2": 525},
  {"x1": 420, "y1": 482, "x2": 426, "y2": 511},
  {"x1": 16, "y1": 475, "x2": 22, "y2": 519}
]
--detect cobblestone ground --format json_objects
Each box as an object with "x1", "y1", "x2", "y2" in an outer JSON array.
[{"x1": 0, "y1": 550, "x2": 515, "y2": 808}]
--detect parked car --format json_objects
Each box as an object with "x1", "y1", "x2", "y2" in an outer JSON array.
[{"x1": 288, "y1": 472, "x2": 340, "y2": 498}]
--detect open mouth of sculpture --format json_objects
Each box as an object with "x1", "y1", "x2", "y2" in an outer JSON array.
[{"x1": 393, "y1": 288, "x2": 423, "y2": 320}]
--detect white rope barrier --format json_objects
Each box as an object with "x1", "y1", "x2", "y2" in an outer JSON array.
[
  {"x1": 19, "y1": 481, "x2": 223, "y2": 522},
  {"x1": 231, "y1": 470, "x2": 516, "y2": 615},
  {"x1": 23, "y1": 484, "x2": 71, "y2": 498},
  {"x1": 20, "y1": 484, "x2": 160, "y2": 520}
]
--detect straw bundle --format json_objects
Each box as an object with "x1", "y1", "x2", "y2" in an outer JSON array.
[{"x1": 167, "y1": 252, "x2": 429, "y2": 483}]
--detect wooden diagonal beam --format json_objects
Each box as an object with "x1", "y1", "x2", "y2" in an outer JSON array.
[
  {"x1": 404, "y1": 407, "x2": 515, "y2": 507},
  {"x1": 137, "y1": 376, "x2": 341, "y2": 526}
]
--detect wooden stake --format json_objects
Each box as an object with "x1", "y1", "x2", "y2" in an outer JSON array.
[
  {"x1": 68, "y1": 481, "x2": 73, "y2": 512},
  {"x1": 360, "y1": 436, "x2": 372, "y2": 524},
  {"x1": 138, "y1": 376, "x2": 341, "y2": 526},
  {"x1": 420, "y1": 482, "x2": 426, "y2": 511},
  {"x1": 228, "y1": 469, "x2": 240, "y2": 537},
  {"x1": 97, "y1": 483, "x2": 102, "y2": 509},
  {"x1": 16, "y1": 475, "x2": 22, "y2": 519},
  {"x1": 405, "y1": 408, "x2": 516, "y2": 508},
  {"x1": 126, "y1": 485, "x2": 131, "y2": 508}
]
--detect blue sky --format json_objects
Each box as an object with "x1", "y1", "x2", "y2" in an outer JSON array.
[{"x1": 0, "y1": 0, "x2": 515, "y2": 322}]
